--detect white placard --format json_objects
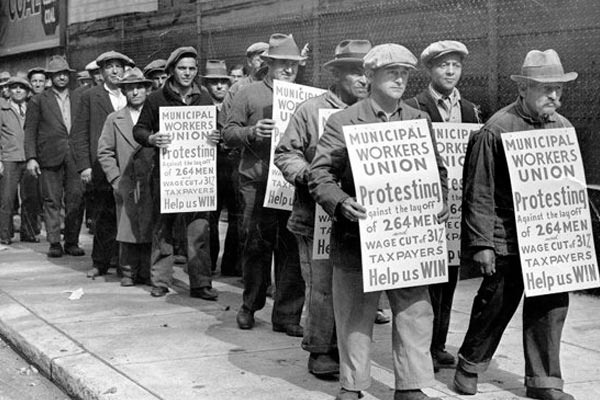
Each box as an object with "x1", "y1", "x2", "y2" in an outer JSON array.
[
  {"x1": 344, "y1": 119, "x2": 448, "y2": 292},
  {"x1": 159, "y1": 105, "x2": 217, "y2": 213},
  {"x1": 312, "y1": 108, "x2": 339, "y2": 260},
  {"x1": 432, "y1": 122, "x2": 482, "y2": 266},
  {"x1": 264, "y1": 80, "x2": 326, "y2": 210},
  {"x1": 502, "y1": 127, "x2": 599, "y2": 296}
]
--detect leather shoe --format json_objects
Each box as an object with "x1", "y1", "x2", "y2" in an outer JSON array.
[
  {"x1": 120, "y1": 277, "x2": 134, "y2": 287},
  {"x1": 394, "y1": 389, "x2": 441, "y2": 400},
  {"x1": 273, "y1": 323, "x2": 303, "y2": 337},
  {"x1": 64, "y1": 243, "x2": 85, "y2": 256},
  {"x1": 432, "y1": 349, "x2": 455, "y2": 365},
  {"x1": 308, "y1": 353, "x2": 339, "y2": 376},
  {"x1": 47, "y1": 243, "x2": 63, "y2": 258},
  {"x1": 526, "y1": 388, "x2": 575, "y2": 400},
  {"x1": 20, "y1": 236, "x2": 39, "y2": 243},
  {"x1": 150, "y1": 286, "x2": 169, "y2": 297},
  {"x1": 236, "y1": 309, "x2": 255, "y2": 329},
  {"x1": 454, "y1": 366, "x2": 478, "y2": 395},
  {"x1": 190, "y1": 287, "x2": 218, "y2": 301},
  {"x1": 335, "y1": 388, "x2": 363, "y2": 400},
  {"x1": 86, "y1": 266, "x2": 107, "y2": 278},
  {"x1": 375, "y1": 309, "x2": 391, "y2": 324}
]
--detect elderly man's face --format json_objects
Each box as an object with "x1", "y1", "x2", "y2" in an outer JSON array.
[
  {"x1": 149, "y1": 71, "x2": 168, "y2": 90},
  {"x1": 429, "y1": 53, "x2": 463, "y2": 95},
  {"x1": 368, "y1": 64, "x2": 410, "y2": 101},
  {"x1": 519, "y1": 82, "x2": 563, "y2": 118},
  {"x1": 101, "y1": 59, "x2": 125, "y2": 88},
  {"x1": 268, "y1": 59, "x2": 299, "y2": 83},
  {"x1": 91, "y1": 70, "x2": 104, "y2": 85},
  {"x1": 9, "y1": 84, "x2": 29, "y2": 103},
  {"x1": 123, "y1": 83, "x2": 149, "y2": 108},
  {"x1": 51, "y1": 71, "x2": 70, "y2": 90},
  {"x1": 172, "y1": 57, "x2": 198, "y2": 89},
  {"x1": 29, "y1": 73, "x2": 47, "y2": 95},
  {"x1": 206, "y1": 78, "x2": 230, "y2": 102},
  {"x1": 334, "y1": 64, "x2": 368, "y2": 104}
]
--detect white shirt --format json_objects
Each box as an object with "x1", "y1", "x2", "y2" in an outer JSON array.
[
  {"x1": 104, "y1": 83, "x2": 127, "y2": 111},
  {"x1": 128, "y1": 106, "x2": 141, "y2": 125}
]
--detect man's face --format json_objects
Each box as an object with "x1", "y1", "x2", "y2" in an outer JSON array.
[
  {"x1": 206, "y1": 78, "x2": 230, "y2": 102},
  {"x1": 149, "y1": 71, "x2": 168, "y2": 90},
  {"x1": 9, "y1": 84, "x2": 29, "y2": 103},
  {"x1": 101, "y1": 59, "x2": 125, "y2": 88},
  {"x1": 369, "y1": 64, "x2": 411, "y2": 101},
  {"x1": 247, "y1": 54, "x2": 263, "y2": 71},
  {"x1": 51, "y1": 71, "x2": 70, "y2": 90},
  {"x1": 335, "y1": 64, "x2": 369, "y2": 102},
  {"x1": 230, "y1": 68, "x2": 244, "y2": 83},
  {"x1": 172, "y1": 57, "x2": 198, "y2": 88},
  {"x1": 91, "y1": 70, "x2": 104, "y2": 85},
  {"x1": 123, "y1": 83, "x2": 148, "y2": 108},
  {"x1": 268, "y1": 59, "x2": 299, "y2": 83},
  {"x1": 520, "y1": 81, "x2": 563, "y2": 118},
  {"x1": 29, "y1": 73, "x2": 47, "y2": 94},
  {"x1": 429, "y1": 53, "x2": 463, "y2": 95}
]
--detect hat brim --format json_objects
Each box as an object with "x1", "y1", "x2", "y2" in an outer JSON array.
[
  {"x1": 423, "y1": 50, "x2": 467, "y2": 66},
  {"x1": 118, "y1": 79, "x2": 153, "y2": 87},
  {"x1": 46, "y1": 68, "x2": 76, "y2": 74},
  {"x1": 261, "y1": 54, "x2": 307, "y2": 61},
  {"x1": 98, "y1": 58, "x2": 135, "y2": 68},
  {"x1": 202, "y1": 75, "x2": 233, "y2": 81},
  {"x1": 144, "y1": 68, "x2": 166, "y2": 76},
  {"x1": 510, "y1": 72, "x2": 578, "y2": 83},
  {"x1": 367, "y1": 62, "x2": 417, "y2": 70},
  {"x1": 323, "y1": 58, "x2": 365, "y2": 69}
]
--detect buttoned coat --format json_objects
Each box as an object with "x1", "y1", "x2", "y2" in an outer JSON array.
[{"x1": 24, "y1": 89, "x2": 80, "y2": 168}]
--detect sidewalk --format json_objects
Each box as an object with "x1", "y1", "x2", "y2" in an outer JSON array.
[{"x1": 0, "y1": 233, "x2": 599, "y2": 400}]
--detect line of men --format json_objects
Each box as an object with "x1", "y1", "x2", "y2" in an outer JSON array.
[{"x1": 0, "y1": 32, "x2": 577, "y2": 400}]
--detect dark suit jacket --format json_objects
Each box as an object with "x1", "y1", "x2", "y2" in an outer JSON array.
[
  {"x1": 71, "y1": 84, "x2": 116, "y2": 191},
  {"x1": 24, "y1": 88, "x2": 80, "y2": 168},
  {"x1": 404, "y1": 89, "x2": 482, "y2": 124}
]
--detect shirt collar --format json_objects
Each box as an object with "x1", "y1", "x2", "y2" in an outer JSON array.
[
  {"x1": 52, "y1": 87, "x2": 70, "y2": 99},
  {"x1": 428, "y1": 84, "x2": 461, "y2": 105},
  {"x1": 515, "y1": 96, "x2": 558, "y2": 124},
  {"x1": 369, "y1": 97, "x2": 403, "y2": 121},
  {"x1": 103, "y1": 83, "x2": 123, "y2": 97}
]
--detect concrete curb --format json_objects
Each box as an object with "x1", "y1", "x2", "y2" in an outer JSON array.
[{"x1": 0, "y1": 292, "x2": 159, "y2": 400}]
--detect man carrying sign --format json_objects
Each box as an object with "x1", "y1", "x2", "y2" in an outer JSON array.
[
  {"x1": 453, "y1": 50, "x2": 577, "y2": 400},
  {"x1": 274, "y1": 39, "x2": 371, "y2": 377},
  {"x1": 309, "y1": 43, "x2": 448, "y2": 400}
]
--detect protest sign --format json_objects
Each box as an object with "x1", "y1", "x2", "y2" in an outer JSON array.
[
  {"x1": 312, "y1": 108, "x2": 339, "y2": 260},
  {"x1": 432, "y1": 122, "x2": 482, "y2": 265},
  {"x1": 264, "y1": 80, "x2": 326, "y2": 210},
  {"x1": 502, "y1": 127, "x2": 599, "y2": 296},
  {"x1": 344, "y1": 119, "x2": 448, "y2": 292},
  {"x1": 159, "y1": 105, "x2": 217, "y2": 213}
]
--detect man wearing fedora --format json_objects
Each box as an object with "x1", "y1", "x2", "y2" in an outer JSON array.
[
  {"x1": 202, "y1": 59, "x2": 241, "y2": 275},
  {"x1": 24, "y1": 56, "x2": 85, "y2": 256},
  {"x1": 274, "y1": 39, "x2": 372, "y2": 377},
  {"x1": 453, "y1": 49, "x2": 577, "y2": 400},
  {"x1": 72, "y1": 50, "x2": 135, "y2": 277},
  {"x1": 404, "y1": 40, "x2": 482, "y2": 370},
  {"x1": 309, "y1": 43, "x2": 448, "y2": 400},
  {"x1": 98, "y1": 67, "x2": 153, "y2": 287},
  {"x1": 223, "y1": 33, "x2": 306, "y2": 336},
  {"x1": 133, "y1": 46, "x2": 219, "y2": 301}
]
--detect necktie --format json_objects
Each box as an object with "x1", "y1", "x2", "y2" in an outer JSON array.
[{"x1": 19, "y1": 104, "x2": 24, "y2": 118}]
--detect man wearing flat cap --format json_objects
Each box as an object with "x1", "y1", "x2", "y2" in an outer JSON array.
[
  {"x1": 309, "y1": 43, "x2": 448, "y2": 400},
  {"x1": 86, "y1": 60, "x2": 104, "y2": 87},
  {"x1": 72, "y1": 50, "x2": 135, "y2": 277},
  {"x1": 27, "y1": 68, "x2": 47, "y2": 96},
  {"x1": 133, "y1": 45, "x2": 219, "y2": 301},
  {"x1": 0, "y1": 72, "x2": 11, "y2": 100},
  {"x1": 405, "y1": 40, "x2": 482, "y2": 370},
  {"x1": 143, "y1": 59, "x2": 168, "y2": 92},
  {"x1": 98, "y1": 67, "x2": 153, "y2": 287},
  {"x1": 274, "y1": 39, "x2": 372, "y2": 377},
  {"x1": 24, "y1": 56, "x2": 85, "y2": 256},
  {"x1": 453, "y1": 49, "x2": 577, "y2": 400},
  {"x1": 223, "y1": 33, "x2": 306, "y2": 336}
]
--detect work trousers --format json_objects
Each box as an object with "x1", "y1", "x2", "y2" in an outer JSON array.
[
  {"x1": 458, "y1": 255, "x2": 568, "y2": 389},
  {"x1": 429, "y1": 264, "x2": 459, "y2": 352},
  {"x1": 239, "y1": 182, "x2": 305, "y2": 326},
  {"x1": 20, "y1": 172, "x2": 41, "y2": 236},
  {"x1": 39, "y1": 155, "x2": 84, "y2": 244},
  {"x1": 151, "y1": 212, "x2": 213, "y2": 290},
  {"x1": 333, "y1": 266, "x2": 435, "y2": 390},
  {"x1": 120, "y1": 242, "x2": 151, "y2": 283},
  {"x1": 91, "y1": 189, "x2": 118, "y2": 270},
  {"x1": 295, "y1": 234, "x2": 336, "y2": 354},
  {"x1": 0, "y1": 161, "x2": 35, "y2": 241}
]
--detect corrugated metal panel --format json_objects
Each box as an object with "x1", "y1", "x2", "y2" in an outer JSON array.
[{"x1": 68, "y1": 0, "x2": 158, "y2": 24}]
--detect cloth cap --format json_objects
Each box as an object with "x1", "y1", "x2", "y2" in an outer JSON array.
[
  {"x1": 246, "y1": 42, "x2": 269, "y2": 57},
  {"x1": 363, "y1": 44, "x2": 417, "y2": 71},
  {"x1": 510, "y1": 49, "x2": 577, "y2": 83},
  {"x1": 7, "y1": 76, "x2": 32, "y2": 91},
  {"x1": 323, "y1": 39, "x2": 372, "y2": 69},
  {"x1": 46, "y1": 55, "x2": 75, "y2": 74},
  {"x1": 85, "y1": 60, "x2": 100, "y2": 71},
  {"x1": 96, "y1": 51, "x2": 135, "y2": 68},
  {"x1": 261, "y1": 33, "x2": 306, "y2": 61},
  {"x1": 202, "y1": 59, "x2": 232, "y2": 81},
  {"x1": 0, "y1": 71, "x2": 10, "y2": 86},
  {"x1": 118, "y1": 67, "x2": 153, "y2": 86},
  {"x1": 143, "y1": 59, "x2": 167, "y2": 77},
  {"x1": 27, "y1": 67, "x2": 46, "y2": 80},
  {"x1": 165, "y1": 46, "x2": 198, "y2": 72},
  {"x1": 420, "y1": 40, "x2": 468, "y2": 66},
  {"x1": 77, "y1": 71, "x2": 92, "y2": 80}
]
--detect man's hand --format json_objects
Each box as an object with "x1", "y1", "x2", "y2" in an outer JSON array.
[
  {"x1": 253, "y1": 119, "x2": 276, "y2": 138},
  {"x1": 206, "y1": 130, "x2": 221, "y2": 145},
  {"x1": 26, "y1": 159, "x2": 40, "y2": 177},
  {"x1": 148, "y1": 132, "x2": 172, "y2": 148},
  {"x1": 436, "y1": 203, "x2": 449, "y2": 224},
  {"x1": 473, "y1": 248, "x2": 496, "y2": 276},
  {"x1": 80, "y1": 168, "x2": 92, "y2": 184},
  {"x1": 340, "y1": 197, "x2": 367, "y2": 222}
]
